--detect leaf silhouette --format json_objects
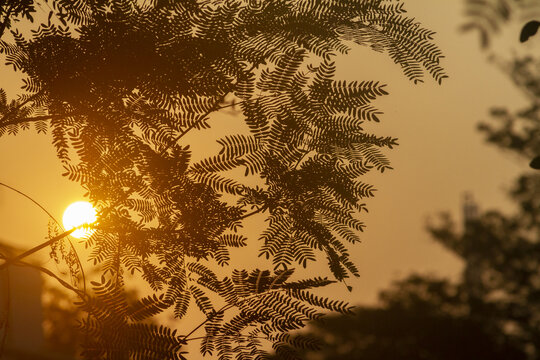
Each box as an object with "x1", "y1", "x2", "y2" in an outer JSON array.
[
  {"x1": 520, "y1": 20, "x2": 540, "y2": 42},
  {"x1": 0, "y1": 1, "x2": 447, "y2": 358}
]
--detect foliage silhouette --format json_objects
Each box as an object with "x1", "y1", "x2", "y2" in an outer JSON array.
[
  {"x1": 277, "y1": 275, "x2": 527, "y2": 360},
  {"x1": 520, "y1": 20, "x2": 540, "y2": 43},
  {"x1": 461, "y1": 0, "x2": 540, "y2": 48},
  {"x1": 531, "y1": 155, "x2": 540, "y2": 169},
  {"x1": 0, "y1": 0, "x2": 35, "y2": 39},
  {"x1": 290, "y1": 5, "x2": 540, "y2": 360},
  {"x1": 432, "y1": 53, "x2": 540, "y2": 358},
  {"x1": 0, "y1": 1, "x2": 446, "y2": 358}
]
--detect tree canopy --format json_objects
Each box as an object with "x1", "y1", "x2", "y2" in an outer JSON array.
[{"x1": 0, "y1": 1, "x2": 446, "y2": 359}]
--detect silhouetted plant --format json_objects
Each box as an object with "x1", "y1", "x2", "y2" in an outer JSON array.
[
  {"x1": 461, "y1": 0, "x2": 540, "y2": 48},
  {"x1": 280, "y1": 58, "x2": 540, "y2": 360},
  {"x1": 428, "y1": 53, "x2": 540, "y2": 356},
  {"x1": 0, "y1": 1, "x2": 446, "y2": 358},
  {"x1": 520, "y1": 20, "x2": 540, "y2": 43},
  {"x1": 288, "y1": 5, "x2": 540, "y2": 360},
  {"x1": 278, "y1": 275, "x2": 527, "y2": 360},
  {"x1": 426, "y1": 6, "x2": 540, "y2": 355},
  {"x1": 0, "y1": 0, "x2": 35, "y2": 38}
]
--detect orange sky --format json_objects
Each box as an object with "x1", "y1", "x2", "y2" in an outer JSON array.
[{"x1": 0, "y1": 0, "x2": 531, "y2": 311}]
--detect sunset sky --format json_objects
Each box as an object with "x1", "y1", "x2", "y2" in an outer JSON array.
[{"x1": 0, "y1": 0, "x2": 532, "y2": 311}]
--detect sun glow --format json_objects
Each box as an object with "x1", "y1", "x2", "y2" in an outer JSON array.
[{"x1": 62, "y1": 201, "x2": 97, "y2": 239}]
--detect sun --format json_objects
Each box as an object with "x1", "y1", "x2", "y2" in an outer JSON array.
[{"x1": 62, "y1": 201, "x2": 97, "y2": 239}]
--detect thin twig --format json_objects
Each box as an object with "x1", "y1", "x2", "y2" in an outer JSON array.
[
  {"x1": 0, "y1": 182, "x2": 58, "y2": 224},
  {"x1": 237, "y1": 205, "x2": 267, "y2": 221},
  {"x1": 181, "y1": 304, "x2": 234, "y2": 341},
  {"x1": 0, "y1": 91, "x2": 44, "y2": 123},
  {"x1": 10, "y1": 260, "x2": 87, "y2": 299},
  {"x1": 0, "y1": 228, "x2": 76, "y2": 270},
  {"x1": 182, "y1": 288, "x2": 286, "y2": 342},
  {"x1": 136, "y1": 205, "x2": 266, "y2": 235},
  {"x1": 0, "y1": 182, "x2": 87, "y2": 293},
  {"x1": 158, "y1": 91, "x2": 283, "y2": 155},
  {"x1": 0, "y1": 112, "x2": 82, "y2": 128},
  {"x1": 184, "y1": 335, "x2": 268, "y2": 343},
  {"x1": 158, "y1": 101, "x2": 221, "y2": 156}
]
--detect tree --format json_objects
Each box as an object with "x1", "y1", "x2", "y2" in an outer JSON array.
[
  {"x1": 280, "y1": 275, "x2": 527, "y2": 360},
  {"x1": 0, "y1": 1, "x2": 446, "y2": 359},
  {"x1": 458, "y1": 4, "x2": 540, "y2": 353},
  {"x1": 429, "y1": 41, "x2": 540, "y2": 360},
  {"x1": 288, "y1": 2, "x2": 540, "y2": 359}
]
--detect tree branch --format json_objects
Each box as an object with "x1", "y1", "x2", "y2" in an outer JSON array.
[
  {"x1": 0, "y1": 112, "x2": 82, "y2": 128},
  {"x1": 0, "y1": 228, "x2": 76, "y2": 270},
  {"x1": 182, "y1": 288, "x2": 286, "y2": 342},
  {"x1": 158, "y1": 90, "x2": 300, "y2": 155},
  {"x1": 184, "y1": 335, "x2": 268, "y2": 343},
  {"x1": 237, "y1": 205, "x2": 267, "y2": 221},
  {"x1": 158, "y1": 101, "x2": 221, "y2": 156},
  {"x1": 9, "y1": 260, "x2": 87, "y2": 299},
  {"x1": 0, "y1": 181, "x2": 58, "y2": 224}
]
